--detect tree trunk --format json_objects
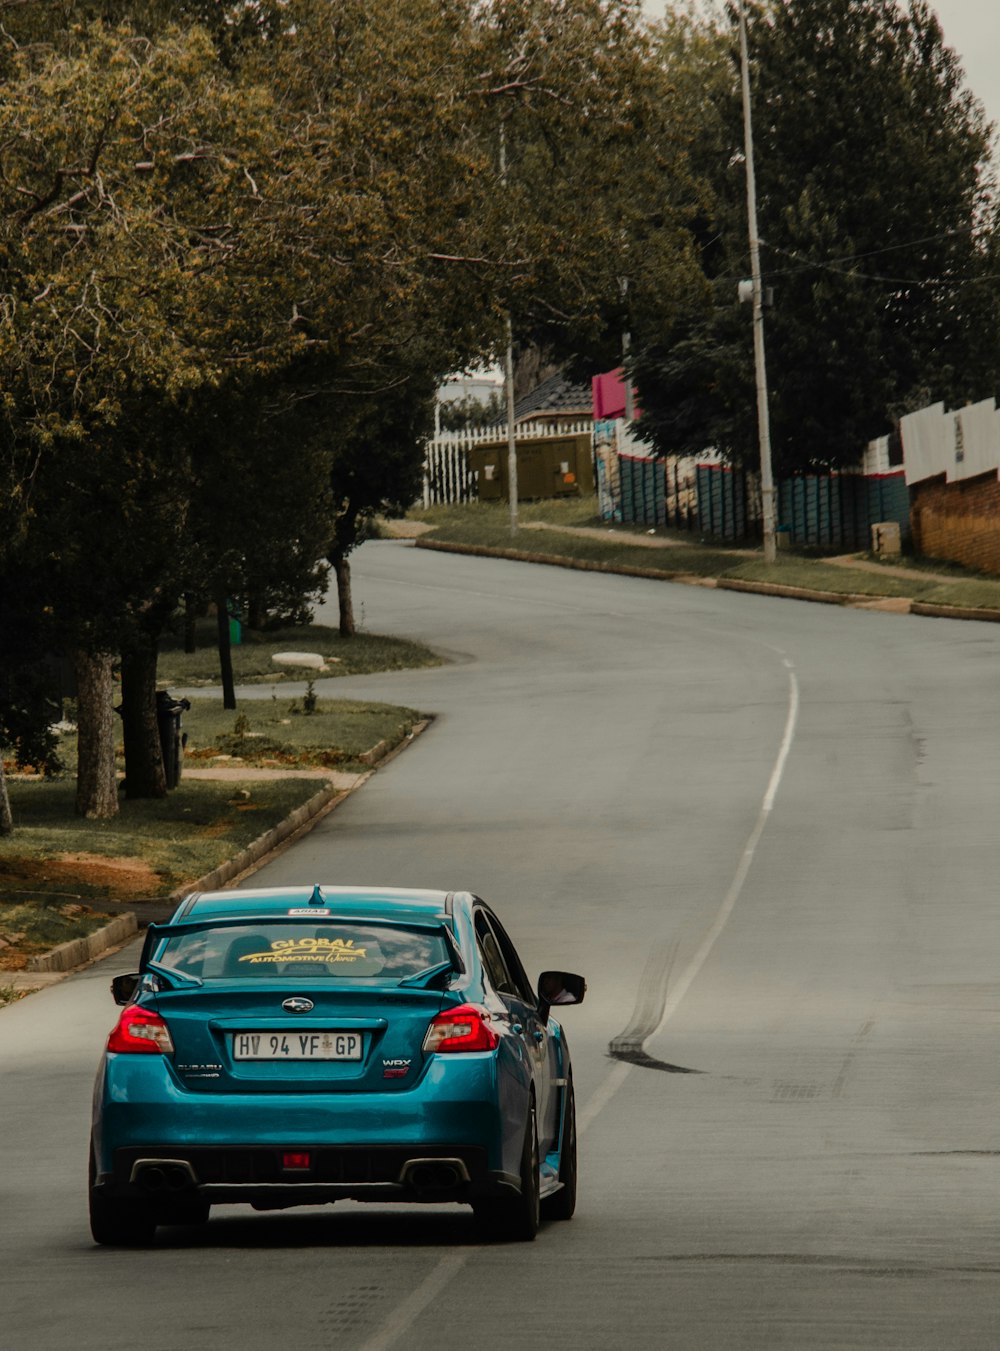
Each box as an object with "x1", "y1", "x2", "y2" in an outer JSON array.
[
  {"x1": 0, "y1": 754, "x2": 13, "y2": 836},
  {"x1": 120, "y1": 633, "x2": 166, "y2": 799},
  {"x1": 184, "y1": 594, "x2": 198, "y2": 654},
  {"x1": 74, "y1": 649, "x2": 119, "y2": 819},
  {"x1": 334, "y1": 553, "x2": 355, "y2": 637},
  {"x1": 216, "y1": 595, "x2": 236, "y2": 710}
]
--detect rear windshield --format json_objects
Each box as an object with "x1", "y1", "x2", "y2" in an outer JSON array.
[{"x1": 153, "y1": 922, "x2": 449, "y2": 983}]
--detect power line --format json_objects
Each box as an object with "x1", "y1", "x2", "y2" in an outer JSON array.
[{"x1": 760, "y1": 237, "x2": 999, "y2": 290}]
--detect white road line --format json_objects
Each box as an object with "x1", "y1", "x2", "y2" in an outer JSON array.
[
  {"x1": 577, "y1": 1060, "x2": 632, "y2": 1135},
  {"x1": 356, "y1": 1252, "x2": 468, "y2": 1351},
  {"x1": 355, "y1": 1062, "x2": 631, "y2": 1351},
  {"x1": 650, "y1": 658, "x2": 799, "y2": 1034},
  {"x1": 355, "y1": 660, "x2": 800, "y2": 1351},
  {"x1": 594, "y1": 657, "x2": 801, "y2": 1117}
]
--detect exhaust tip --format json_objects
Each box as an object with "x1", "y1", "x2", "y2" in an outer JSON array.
[
  {"x1": 140, "y1": 1166, "x2": 167, "y2": 1191},
  {"x1": 400, "y1": 1158, "x2": 470, "y2": 1191},
  {"x1": 129, "y1": 1158, "x2": 198, "y2": 1192}
]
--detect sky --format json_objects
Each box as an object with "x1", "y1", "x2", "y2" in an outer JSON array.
[
  {"x1": 928, "y1": 2, "x2": 1000, "y2": 134},
  {"x1": 645, "y1": 3, "x2": 1000, "y2": 141}
]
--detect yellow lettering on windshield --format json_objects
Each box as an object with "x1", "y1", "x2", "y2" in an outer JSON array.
[{"x1": 238, "y1": 937, "x2": 368, "y2": 964}]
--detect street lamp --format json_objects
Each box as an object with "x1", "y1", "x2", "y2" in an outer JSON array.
[{"x1": 738, "y1": 0, "x2": 777, "y2": 563}]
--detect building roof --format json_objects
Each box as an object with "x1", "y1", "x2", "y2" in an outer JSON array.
[{"x1": 508, "y1": 371, "x2": 592, "y2": 424}]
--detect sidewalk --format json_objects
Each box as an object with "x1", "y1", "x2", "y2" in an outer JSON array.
[
  {"x1": 520, "y1": 519, "x2": 767, "y2": 557},
  {"x1": 824, "y1": 553, "x2": 965, "y2": 585}
]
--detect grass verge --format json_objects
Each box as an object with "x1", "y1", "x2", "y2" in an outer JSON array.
[
  {"x1": 1, "y1": 776, "x2": 326, "y2": 909},
  {"x1": 157, "y1": 621, "x2": 440, "y2": 688},
  {"x1": 46, "y1": 696, "x2": 423, "y2": 778},
  {"x1": 182, "y1": 696, "x2": 422, "y2": 770},
  {"x1": 0, "y1": 893, "x2": 122, "y2": 972},
  {"x1": 1, "y1": 698, "x2": 425, "y2": 969},
  {"x1": 412, "y1": 497, "x2": 1000, "y2": 612}
]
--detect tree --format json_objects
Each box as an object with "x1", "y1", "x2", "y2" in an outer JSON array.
[
  {"x1": 327, "y1": 375, "x2": 438, "y2": 636},
  {"x1": 464, "y1": 0, "x2": 709, "y2": 377},
  {"x1": 438, "y1": 391, "x2": 506, "y2": 432},
  {"x1": 0, "y1": 15, "x2": 334, "y2": 811},
  {"x1": 633, "y1": 0, "x2": 998, "y2": 474},
  {"x1": 0, "y1": 0, "x2": 718, "y2": 826}
]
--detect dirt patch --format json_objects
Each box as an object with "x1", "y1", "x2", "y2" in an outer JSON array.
[
  {"x1": 195, "y1": 820, "x2": 236, "y2": 839},
  {"x1": 0, "y1": 853, "x2": 162, "y2": 899},
  {"x1": 380, "y1": 519, "x2": 434, "y2": 539}
]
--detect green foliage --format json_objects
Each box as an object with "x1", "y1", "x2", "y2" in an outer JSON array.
[
  {"x1": 439, "y1": 392, "x2": 507, "y2": 432},
  {"x1": 466, "y1": 0, "x2": 708, "y2": 372},
  {"x1": 634, "y1": 0, "x2": 999, "y2": 473}
]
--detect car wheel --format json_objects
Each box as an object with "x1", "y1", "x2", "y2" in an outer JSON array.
[
  {"x1": 541, "y1": 1079, "x2": 576, "y2": 1221},
  {"x1": 474, "y1": 1101, "x2": 540, "y2": 1242},
  {"x1": 88, "y1": 1145, "x2": 156, "y2": 1247}
]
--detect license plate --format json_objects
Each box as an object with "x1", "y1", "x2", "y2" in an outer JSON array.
[{"x1": 230, "y1": 1031, "x2": 363, "y2": 1061}]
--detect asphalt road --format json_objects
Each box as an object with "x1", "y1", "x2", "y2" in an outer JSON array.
[{"x1": 4, "y1": 540, "x2": 1000, "y2": 1350}]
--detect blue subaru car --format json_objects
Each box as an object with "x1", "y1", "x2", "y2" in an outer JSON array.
[{"x1": 90, "y1": 886, "x2": 585, "y2": 1245}]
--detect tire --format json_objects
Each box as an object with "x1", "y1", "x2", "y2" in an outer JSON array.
[
  {"x1": 474, "y1": 1102, "x2": 540, "y2": 1242},
  {"x1": 88, "y1": 1144, "x2": 156, "y2": 1247},
  {"x1": 541, "y1": 1080, "x2": 576, "y2": 1221}
]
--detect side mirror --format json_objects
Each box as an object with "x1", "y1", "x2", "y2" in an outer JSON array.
[
  {"x1": 110, "y1": 973, "x2": 140, "y2": 1006},
  {"x1": 537, "y1": 970, "x2": 586, "y2": 1019}
]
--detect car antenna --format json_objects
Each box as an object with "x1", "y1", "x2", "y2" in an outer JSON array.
[{"x1": 309, "y1": 884, "x2": 326, "y2": 906}]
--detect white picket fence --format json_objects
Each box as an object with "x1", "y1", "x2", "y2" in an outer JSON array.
[{"x1": 422, "y1": 420, "x2": 593, "y2": 506}]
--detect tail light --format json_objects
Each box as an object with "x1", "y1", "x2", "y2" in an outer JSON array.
[
  {"x1": 423, "y1": 1004, "x2": 498, "y2": 1053},
  {"x1": 107, "y1": 1005, "x2": 175, "y2": 1055}
]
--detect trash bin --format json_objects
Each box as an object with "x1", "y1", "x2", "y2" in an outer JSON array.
[{"x1": 156, "y1": 692, "x2": 191, "y2": 790}]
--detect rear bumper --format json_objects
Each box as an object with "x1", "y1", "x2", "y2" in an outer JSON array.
[
  {"x1": 92, "y1": 1052, "x2": 524, "y2": 1205},
  {"x1": 96, "y1": 1144, "x2": 516, "y2": 1207}
]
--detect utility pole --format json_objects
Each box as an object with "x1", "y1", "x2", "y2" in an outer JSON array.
[
  {"x1": 500, "y1": 122, "x2": 519, "y2": 536},
  {"x1": 620, "y1": 276, "x2": 634, "y2": 423},
  {"x1": 738, "y1": 0, "x2": 777, "y2": 563}
]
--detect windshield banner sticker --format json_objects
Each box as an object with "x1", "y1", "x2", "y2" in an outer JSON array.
[{"x1": 238, "y1": 937, "x2": 369, "y2": 965}]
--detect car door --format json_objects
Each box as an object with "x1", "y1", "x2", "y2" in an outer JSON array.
[{"x1": 475, "y1": 909, "x2": 557, "y2": 1158}]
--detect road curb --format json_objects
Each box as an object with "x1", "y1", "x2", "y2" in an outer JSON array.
[
  {"x1": 169, "y1": 718, "x2": 432, "y2": 900},
  {"x1": 415, "y1": 536, "x2": 690, "y2": 582},
  {"x1": 169, "y1": 776, "x2": 362, "y2": 901},
  {"x1": 715, "y1": 577, "x2": 850, "y2": 605},
  {"x1": 910, "y1": 600, "x2": 1000, "y2": 622},
  {"x1": 416, "y1": 536, "x2": 1000, "y2": 622},
  {"x1": 25, "y1": 913, "x2": 138, "y2": 973}
]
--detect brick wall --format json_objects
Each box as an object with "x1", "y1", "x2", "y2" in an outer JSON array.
[{"x1": 911, "y1": 472, "x2": 1000, "y2": 574}]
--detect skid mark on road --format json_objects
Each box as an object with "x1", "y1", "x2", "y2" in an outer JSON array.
[
  {"x1": 831, "y1": 1014, "x2": 877, "y2": 1098},
  {"x1": 608, "y1": 657, "x2": 800, "y2": 1072},
  {"x1": 608, "y1": 938, "x2": 701, "y2": 1072}
]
